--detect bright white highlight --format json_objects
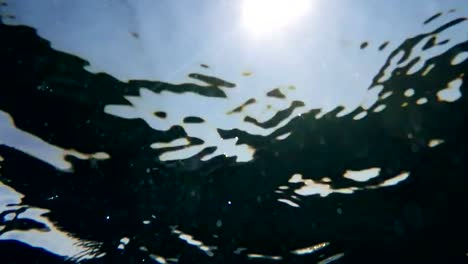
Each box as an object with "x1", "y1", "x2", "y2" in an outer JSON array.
[{"x1": 241, "y1": 0, "x2": 310, "y2": 37}]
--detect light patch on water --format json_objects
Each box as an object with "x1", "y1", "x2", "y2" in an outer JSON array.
[
  {"x1": 120, "y1": 237, "x2": 130, "y2": 245},
  {"x1": 375, "y1": 16, "x2": 467, "y2": 92},
  {"x1": 353, "y1": 111, "x2": 367, "y2": 120},
  {"x1": 0, "y1": 183, "x2": 24, "y2": 208},
  {"x1": 291, "y1": 242, "x2": 330, "y2": 255},
  {"x1": 289, "y1": 173, "x2": 303, "y2": 183},
  {"x1": 3, "y1": 212, "x2": 16, "y2": 221},
  {"x1": 416, "y1": 97, "x2": 428, "y2": 105},
  {"x1": 149, "y1": 254, "x2": 168, "y2": 264},
  {"x1": 388, "y1": 22, "x2": 466, "y2": 79},
  {"x1": 234, "y1": 247, "x2": 248, "y2": 254},
  {"x1": 201, "y1": 142, "x2": 255, "y2": 162},
  {"x1": 0, "y1": 155, "x2": 3, "y2": 162},
  {"x1": 0, "y1": 111, "x2": 110, "y2": 172},
  {"x1": 335, "y1": 106, "x2": 355, "y2": 118},
  {"x1": 437, "y1": 76, "x2": 463, "y2": 102},
  {"x1": 290, "y1": 195, "x2": 300, "y2": 200},
  {"x1": 293, "y1": 179, "x2": 356, "y2": 197},
  {"x1": 278, "y1": 185, "x2": 289, "y2": 190},
  {"x1": 158, "y1": 145, "x2": 205, "y2": 161},
  {"x1": 428, "y1": 139, "x2": 445, "y2": 147},
  {"x1": 372, "y1": 172, "x2": 410, "y2": 187},
  {"x1": 421, "y1": 64, "x2": 435, "y2": 76},
  {"x1": 315, "y1": 110, "x2": 327, "y2": 119},
  {"x1": 276, "y1": 132, "x2": 291, "y2": 140},
  {"x1": 171, "y1": 228, "x2": 215, "y2": 257},
  {"x1": 373, "y1": 104, "x2": 386, "y2": 112},
  {"x1": 406, "y1": 56, "x2": 424, "y2": 75},
  {"x1": 277, "y1": 198, "x2": 300, "y2": 208},
  {"x1": 451, "y1": 52, "x2": 468, "y2": 65},
  {"x1": 380, "y1": 91, "x2": 393, "y2": 100},
  {"x1": 247, "y1": 253, "x2": 282, "y2": 261},
  {"x1": 361, "y1": 85, "x2": 383, "y2": 110},
  {"x1": 0, "y1": 181, "x2": 104, "y2": 261},
  {"x1": 404, "y1": 88, "x2": 415, "y2": 97},
  {"x1": 104, "y1": 87, "x2": 304, "y2": 163},
  {"x1": 139, "y1": 246, "x2": 148, "y2": 252},
  {"x1": 91, "y1": 152, "x2": 110, "y2": 159},
  {"x1": 318, "y1": 253, "x2": 345, "y2": 264},
  {"x1": 150, "y1": 138, "x2": 190, "y2": 149},
  {"x1": 343, "y1": 167, "x2": 381, "y2": 182},
  {"x1": 377, "y1": 50, "x2": 405, "y2": 83},
  {"x1": 287, "y1": 170, "x2": 410, "y2": 198}
]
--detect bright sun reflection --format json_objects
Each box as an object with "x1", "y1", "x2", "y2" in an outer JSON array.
[{"x1": 241, "y1": 0, "x2": 310, "y2": 37}]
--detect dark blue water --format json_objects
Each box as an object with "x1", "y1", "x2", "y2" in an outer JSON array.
[{"x1": 0, "y1": 10, "x2": 467, "y2": 264}]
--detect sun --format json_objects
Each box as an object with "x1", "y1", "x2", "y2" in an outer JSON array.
[{"x1": 240, "y1": 0, "x2": 310, "y2": 37}]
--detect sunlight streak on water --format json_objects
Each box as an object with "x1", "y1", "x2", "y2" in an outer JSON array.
[
  {"x1": 0, "y1": 181, "x2": 104, "y2": 261},
  {"x1": 0, "y1": 111, "x2": 109, "y2": 172}
]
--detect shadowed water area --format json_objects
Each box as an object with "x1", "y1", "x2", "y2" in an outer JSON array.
[{"x1": 0, "y1": 6, "x2": 468, "y2": 264}]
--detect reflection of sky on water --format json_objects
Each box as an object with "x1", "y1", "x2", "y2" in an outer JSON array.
[
  {"x1": 0, "y1": 1, "x2": 466, "y2": 162},
  {"x1": 0, "y1": 181, "x2": 104, "y2": 261},
  {"x1": 2, "y1": 0, "x2": 465, "y2": 162},
  {"x1": 2, "y1": 0, "x2": 465, "y2": 106},
  {"x1": 0, "y1": 1, "x2": 467, "y2": 260}
]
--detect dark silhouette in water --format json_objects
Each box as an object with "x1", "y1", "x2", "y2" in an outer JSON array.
[
  {"x1": 423, "y1": 12, "x2": 443, "y2": 25},
  {"x1": 378, "y1": 41, "x2": 389, "y2": 51},
  {"x1": 266, "y1": 88, "x2": 286, "y2": 99},
  {"x1": 0, "y1": 12, "x2": 467, "y2": 264},
  {"x1": 359, "y1": 41, "x2": 368, "y2": 49}
]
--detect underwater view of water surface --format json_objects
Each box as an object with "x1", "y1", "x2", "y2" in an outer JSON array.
[{"x1": 0, "y1": 0, "x2": 467, "y2": 263}]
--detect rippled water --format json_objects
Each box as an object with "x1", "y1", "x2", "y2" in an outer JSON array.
[{"x1": 1, "y1": 5, "x2": 468, "y2": 264}]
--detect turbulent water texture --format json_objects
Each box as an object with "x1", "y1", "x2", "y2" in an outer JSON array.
[{"x1": 0, "y1": 10, "x2": 468, "y2": 264}]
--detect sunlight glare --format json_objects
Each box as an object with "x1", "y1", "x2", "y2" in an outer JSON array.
[{"x1": 241, "y1": 0, "x2": 310, "y2": 37}]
